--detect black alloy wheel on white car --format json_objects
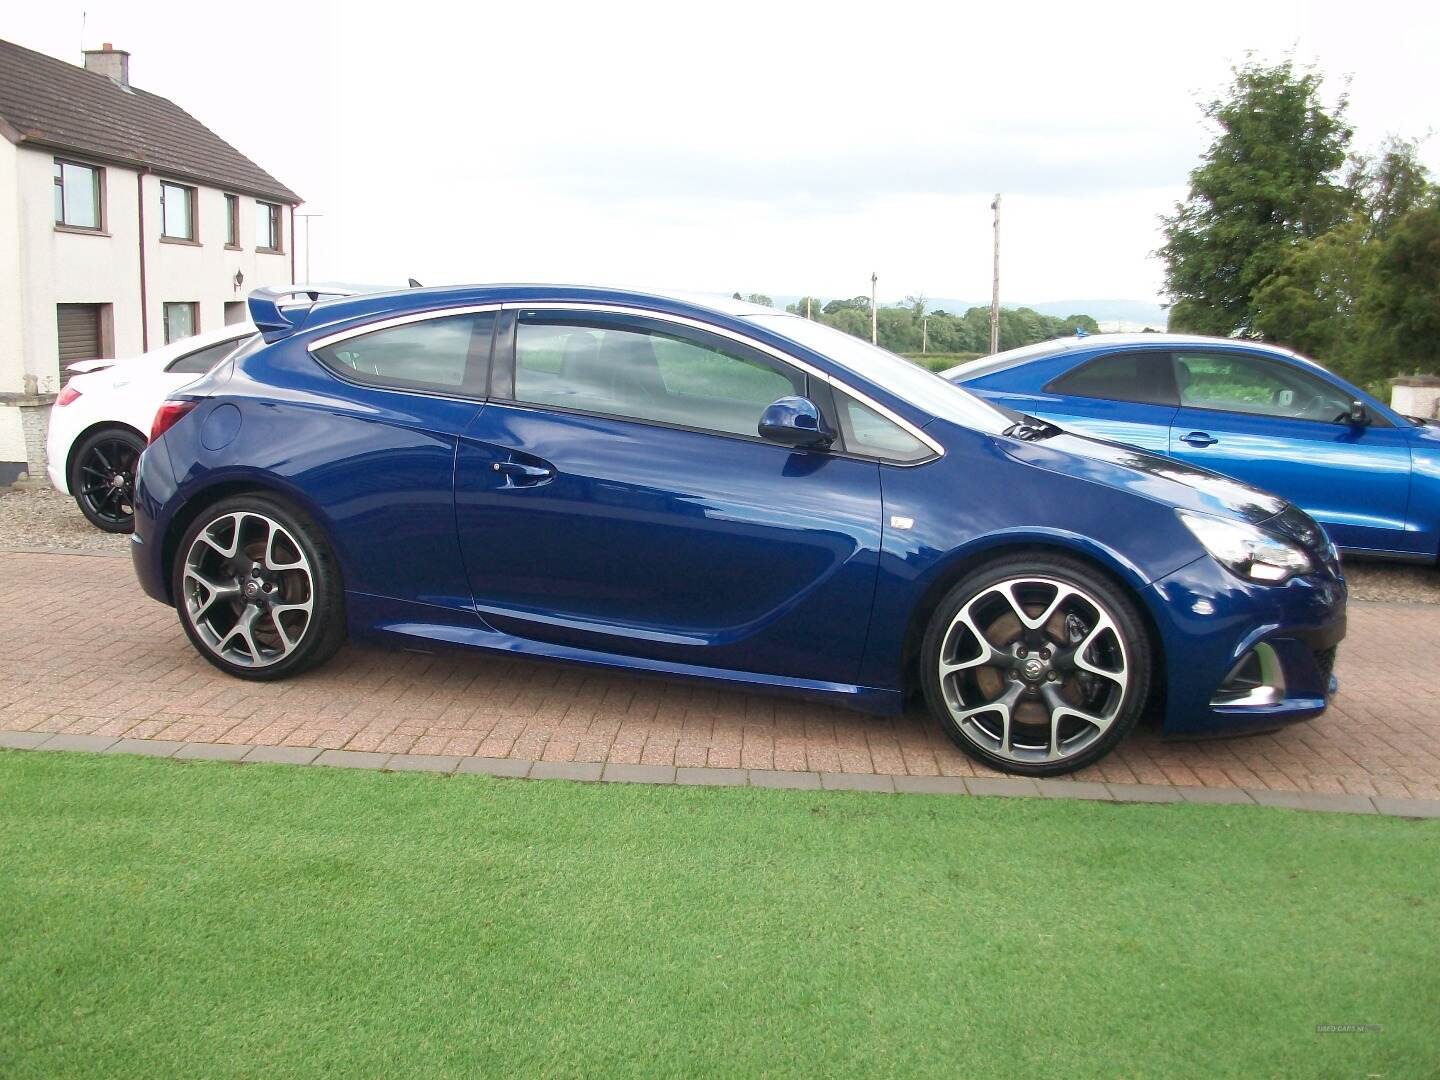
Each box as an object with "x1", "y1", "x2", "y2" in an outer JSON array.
[{"x1": 69, "y1": 427, "x2": 146, "y2": 532}]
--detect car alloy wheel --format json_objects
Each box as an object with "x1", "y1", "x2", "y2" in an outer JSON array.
[
  {"x1": 928, "y1": 571, "x2": 1145, "y2": 772},
  {"x1": 181, "y1": 510, "x2": 316, "y2": 669},
  {"x1": 72, "y1": 430, "x2": 144, "y2": 532}
]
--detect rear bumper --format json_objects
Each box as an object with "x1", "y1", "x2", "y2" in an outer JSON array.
[
  {"x1": 44, "y1": 419, "x2": 70, "y2": 494},
  {"x1": 1144, "y1": 555, "x2": 1346, "y2": 737},
  {"x1": 130, "y1": 443, "x2": 178, "y2": 605}
]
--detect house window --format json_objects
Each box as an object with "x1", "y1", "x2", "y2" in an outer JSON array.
[
  {"x1": 224, "y1": 301, "x2": 247, "y2": 325},
  {"x1": 224, "y1": 194, "x2": 240, "y2": 247},
  {"x1": 54, "y1": 161, "x2": 102, "y2": 230},
  {"x1": 256, "y1": 201, "x2": 282, "y2": 251},
  {"x1": 163, "y1": 302, "x2": 199, "y2": 344},
  {"x1": 160, "y1": 181, "x2": 196, "y2": 241}
]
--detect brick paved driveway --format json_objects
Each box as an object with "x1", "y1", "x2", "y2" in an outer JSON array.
[{"x1": 2, "y1": 550, "x2": 1438, "y2": 798}]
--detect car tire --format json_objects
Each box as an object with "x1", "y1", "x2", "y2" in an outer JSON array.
[
  {"x1": 69, "y1": 426, "x2": 147, "y2": 533},
  {"x1": 171, "y1": 494, "x2": 346, "y2": 681},
  {"x1": 920, "y1": 554, "x2": 1152, "y2": 777}
]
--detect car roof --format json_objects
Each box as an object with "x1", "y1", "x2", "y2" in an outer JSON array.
[
  {"x1": 945, "y1": 332, "x2": 1311, "y2": 382},
  {"x1": 292, "y1": 282, "x2": 779, "y2": 333}
]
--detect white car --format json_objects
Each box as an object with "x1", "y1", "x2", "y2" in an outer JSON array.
[{"x1": 46, "y1": 324, "x2": 256, "y2": 531}]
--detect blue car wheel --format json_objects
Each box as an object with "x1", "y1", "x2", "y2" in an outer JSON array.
[
  {"x1": 173, "y1": 495, "x2": 347, "y2": 681},
  {"x1": 921, "y1": 555, "x2": 1153, "y2": 776}
]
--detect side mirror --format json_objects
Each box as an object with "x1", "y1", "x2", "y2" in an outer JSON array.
[
  {"x1": 758, "y1": 396, "x2": 835, "y2": 449},
  {"x1": 1347, "y1": 400, "x2": 1371, "y2": 427}
]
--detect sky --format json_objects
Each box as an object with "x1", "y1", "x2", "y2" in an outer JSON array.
[{"x1": 7, "y1": 1, "x2": 1439, "y2": 307}]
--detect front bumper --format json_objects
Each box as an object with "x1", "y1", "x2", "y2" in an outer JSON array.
[{"x1": 1144, "y1": 555, "x2": 1346, "y2": 737}]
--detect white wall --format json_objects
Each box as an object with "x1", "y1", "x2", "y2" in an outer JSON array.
[
  {"x1": 2, "y1": 143, "x2": 294, "y2": 396},
  {"x1": 140, "y1": 175, "x2": 292, "y2": 348}
]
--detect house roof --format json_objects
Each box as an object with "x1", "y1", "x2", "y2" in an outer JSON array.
[{"x1": 0, "y1": 38, "x2": 299, "y2": 204}]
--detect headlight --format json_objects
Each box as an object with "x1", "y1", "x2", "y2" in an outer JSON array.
[{"x1": 1178, "y1": 511, "x2": 1313, "y2": 584}]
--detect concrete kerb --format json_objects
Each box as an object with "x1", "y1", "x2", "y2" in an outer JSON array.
[{"x1": 2, "y1": 729, "x2": 1437, "y2": 818}]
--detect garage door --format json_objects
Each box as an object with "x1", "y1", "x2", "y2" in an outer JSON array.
[{"x1": 56, "y1": 304, "x2": 102, "y2": 384}]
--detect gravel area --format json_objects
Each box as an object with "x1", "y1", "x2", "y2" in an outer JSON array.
[
  {"x1": 0, "y1": 487, "x2": 129, "y2": 554},
  {"x1": 3, "y1": 483, "x2": 1438, "y2": 601}
]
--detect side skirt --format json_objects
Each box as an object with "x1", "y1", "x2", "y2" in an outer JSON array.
[{"x1": 344, "y1": 591, "x2": 905, "y2": 716}]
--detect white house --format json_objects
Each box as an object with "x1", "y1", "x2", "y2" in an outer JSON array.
[{"x1": 0, "y1": 38, "x2": 300, "y2": 485}]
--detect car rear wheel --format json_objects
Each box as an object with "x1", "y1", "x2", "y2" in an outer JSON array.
[
  {"x1": 921, "y1": 556, "x2": 1152, "y2": 776},
  {"x1": 69, "y1": 427, "x2": 146, "y2": 532},
  {"x1": 172, "y1": 495, "x2": 346, "y2": 681}
]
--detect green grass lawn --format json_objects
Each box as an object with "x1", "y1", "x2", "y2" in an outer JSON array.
[{"x1": 2, "y1": 752, "x2": 1436, "y2": 1078}]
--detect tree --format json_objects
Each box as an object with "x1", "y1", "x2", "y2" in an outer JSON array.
[
  {"x1": 1159, "y1": 58, "x2": 1354, "y2": 337},
  {"x1": 1252, "y1": 219, "x2": 1375, "y2": 377},
  {"x1": 1358, "y1": 199, "x2": 1440, "y2": 377},
  {"x1": 785, "y1": 296, "x2": 824, "y2": 318},
  {"x1": 743, "y1": 293, "x2": 774, "y2": 308},
  {"x1": 1348, "y1": 135, "x2": 1434, "y2": 239},
  {"x1": 823, "y1": 296, "x2": 871, "y2": 316}
]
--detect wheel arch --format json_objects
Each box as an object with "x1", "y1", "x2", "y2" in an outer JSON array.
[
  {"x1": 897, "y1": 532, "x2": 1168, "y2": 720},
  {"x1": 158, "y1": 475, "x2": 344, "y2": 606},
  {"x1": 65, "y1": 420, "x2": 147, "y2": 489}
]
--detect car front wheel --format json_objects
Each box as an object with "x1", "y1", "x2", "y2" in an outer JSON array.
[
  {"x1": 921, "y1": 556, "x2": 1152, "y2": 776},
  {"x1": 172, "y1": 495, "x2": 346, "y2": 680}
]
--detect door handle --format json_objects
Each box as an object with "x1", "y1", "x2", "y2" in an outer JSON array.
[
  {"x1": 491, "y1": 460, "x2": 554, "y2": 487},
  {"x1": 1180, "y1": 431, "x2": 1218, "y2": 448}
]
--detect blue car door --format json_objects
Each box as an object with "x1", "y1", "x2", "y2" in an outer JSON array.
[
  {"x1": 990, "y1": 348, "x2": 1179, "y2": 453},
  {"x1": 453, "y1": 307, "x2": 884, "y2": 684},
  {"x1": 1167, "y1": 349, "x2": 1416, "y2": 554}
]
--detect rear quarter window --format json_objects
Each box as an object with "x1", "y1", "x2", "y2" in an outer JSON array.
[{"x1": 1047, "y1": 351, "x2": 1176, "y2": 406}]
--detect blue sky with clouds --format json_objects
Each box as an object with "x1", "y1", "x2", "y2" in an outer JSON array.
[{"x1": 10, "y1": 1, "x2": 1439, "y2": 306}]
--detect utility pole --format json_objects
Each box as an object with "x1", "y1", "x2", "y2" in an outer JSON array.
[
  {"x1": 296, "y1": 210, "x2": 324, "y2": 284},
  {"x1": 870, "y1": 272, "x2": 878, "y2": 345},
  {"x1": 805, "y1": 296, "x2": 812, "y2": 320},
  {"x1": 922, "y1": 313, "x2": 929, "y2": 354},
  {"x1": 989, "y1": 194, "x2": 1001, "y2": 355}
]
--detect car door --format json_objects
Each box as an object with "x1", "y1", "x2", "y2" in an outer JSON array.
[
  {"x1": 1030, "y1": 349, "x2": 1179, "y2": 453},
  {"x1": 1168, "y1": 349, "x2": 1416, "y2": 554},
  {"x1": 454, "y1": 306, "x2": 884, "y2": 684}
]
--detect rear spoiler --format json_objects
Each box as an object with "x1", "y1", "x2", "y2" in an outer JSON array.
[
  {"x1": 247, "y1": 286, "x2": 360, "y2": 343},
  {"x1": 66, "y1": 357, "x2": 119, "y2": 375}
]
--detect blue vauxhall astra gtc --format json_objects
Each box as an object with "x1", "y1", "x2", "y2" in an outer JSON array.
[
  {"x1": 130, "y1": 286, "x2": 1346, "y2": 776},
  {"x1": 947, "y1": 333, "x2": 1440, "y2": 562}
]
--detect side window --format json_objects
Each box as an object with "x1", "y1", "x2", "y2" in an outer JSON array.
[
  {"x1": 1048, "y1": 351, "x2": 1176, "y2": 406},
  {"x1": 513, "y1": 315, "x2": 803, "y2": 438},
  {"x1": 166, "y1": 337, "x2": 247, "y2": 375},
  {"x1": 1175, "y1": 352, "x2": 1355, "y2": 424},
  {"x1": 835, "y1": 392, "x2": 932, "y2": 463},
  {"x1": 313, "y1": 312, "x2": 494, "y2": 394}
]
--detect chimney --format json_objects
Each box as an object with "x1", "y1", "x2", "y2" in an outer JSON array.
[{"x1": 83, "y1": 43, "x2": 130, "y2": 89}]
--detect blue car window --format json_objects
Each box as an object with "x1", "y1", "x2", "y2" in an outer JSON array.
[
  {"x1": 1175, "y1": 351, "x2": 1368, "y2": 425},
  {"x1": 835, "y1": 391, "x2": 931, "y2": 463},
  {"x1": 1047, "y1": 350, "x2": 1177, "y2": 406},
  {"x1": 514, "y1": 315, "x2": 803, "y2": 439},
  {"x1": 313, "y1": 312, "x2": 494, "y2": 396}
]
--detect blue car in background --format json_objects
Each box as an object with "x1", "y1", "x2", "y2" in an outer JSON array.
[
  {"x1": 948, "y1": 334, "x2": 1440, "y2": 561},
  {"x1": 132, "y1": 289, "x2": 1345, "y2": 776}
]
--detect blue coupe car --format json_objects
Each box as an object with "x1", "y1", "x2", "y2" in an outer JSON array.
[
  {"x1": 947, "y1": 334, "x2": 1440, "y2": 561},
  {"x1": 131, "y1": 287, "x2": 1345, "y2": 776}
]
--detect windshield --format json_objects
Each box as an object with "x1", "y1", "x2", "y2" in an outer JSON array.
[{"x1": 743, "y1": 314, "x2": 1016, "y2": 434}]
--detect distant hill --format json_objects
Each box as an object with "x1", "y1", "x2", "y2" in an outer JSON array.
[{"x1": 765, "y1": 295, "x2": 1168, "y2": 330}]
